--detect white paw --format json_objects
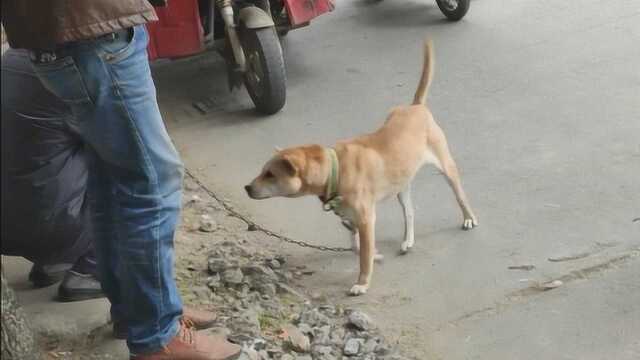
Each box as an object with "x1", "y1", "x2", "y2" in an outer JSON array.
[
  {"x1": 349, "y1": 284, "x2": 369, "y2": 296},
  {"x1": 462, "y1": 218, "x2": 478, "y2": 230},
  {"x1": 400, "y1": 239, "x2": 415, "y2": 254}
]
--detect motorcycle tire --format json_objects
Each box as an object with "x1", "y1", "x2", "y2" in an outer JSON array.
[
  {"x1": 435, "y1": 0, "x2": 470, "y2": 21},
  {"x1": 240, "y1": 25, "x2": 286, "y2": 115}
]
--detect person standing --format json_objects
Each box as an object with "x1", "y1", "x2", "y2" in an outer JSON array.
[
  {"x1": 1, "y1": 2, "x2": 240, "y2": 359},
  {"x1": 2, "y1": 48, "x2": 103, "y2": 302}
]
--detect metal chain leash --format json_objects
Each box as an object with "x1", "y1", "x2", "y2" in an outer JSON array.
[{"x1": 185, "y1": 169, "x2": 353, "y2": 252}]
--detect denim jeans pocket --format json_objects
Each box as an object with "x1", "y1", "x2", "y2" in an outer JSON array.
[
  {"x1": 31, "y1": 56, "x2": 94, "y2": 105},
  {"x1": 97, "y1": 27, "x2": 137, "y2": 64}
]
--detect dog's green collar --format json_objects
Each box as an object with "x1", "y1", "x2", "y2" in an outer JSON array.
[{"x1": 322, "y1": 148, "x2": 342, "y2": 212}]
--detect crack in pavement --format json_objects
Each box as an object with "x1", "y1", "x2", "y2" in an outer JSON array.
[{"x1": 439, "y1": 246, "x2": 640, "y2": 330}]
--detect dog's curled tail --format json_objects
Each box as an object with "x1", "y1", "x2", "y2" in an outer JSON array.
[{"x1": 412, "y1": 39, "x2": 434, "y2": 105}]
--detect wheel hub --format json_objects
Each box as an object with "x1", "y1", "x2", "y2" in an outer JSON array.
[{"x1": 441, "y1": 0, "x2": 458, "y2": 11}]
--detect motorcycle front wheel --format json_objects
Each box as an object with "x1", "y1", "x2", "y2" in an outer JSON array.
[
  {"x1": 240, "y1": 25, "x2": 286, "y2": 115},
  {"x1": 435, "y1": 0, "x2": 470, "y2": 21}
]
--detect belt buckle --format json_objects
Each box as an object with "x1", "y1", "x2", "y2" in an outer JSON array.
[
  {"x1": 101, "y1": 30, "x2": 126, "y2": 42},
  {"x1": 30, "y1": 50, "x2": 58, "y2": 64}
]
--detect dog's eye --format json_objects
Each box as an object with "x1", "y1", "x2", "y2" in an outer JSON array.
[{"x1": 264, "y1": 171, "x2": 274, "y2": 179}]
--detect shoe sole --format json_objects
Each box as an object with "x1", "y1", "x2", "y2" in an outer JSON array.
[
  {"x1": 29, "y1": 272, "x2": 65, "y2": 288},
  {"x1": 57, "y1": 289, "x2": 106, "y2": 302}
]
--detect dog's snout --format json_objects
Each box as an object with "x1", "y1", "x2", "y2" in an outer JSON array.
[
  {"x1": 245, "y1": 184, "x2": 259, "y2": 199},
  {"x1": 244, "y1": 185, "x2": 256, "y2": 198}
]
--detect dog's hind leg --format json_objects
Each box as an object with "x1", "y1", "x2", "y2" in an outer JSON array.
[
  {"x1": 398, "y1": 184, "x2": 415, "y2": 253},
  {"x1": 428, "y1": 128, "x2": 478, "y2": 230}
]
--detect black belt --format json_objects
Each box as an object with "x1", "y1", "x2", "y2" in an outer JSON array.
[{"x1": 95, "y1": 28, "x2": 131, "y2": 42}]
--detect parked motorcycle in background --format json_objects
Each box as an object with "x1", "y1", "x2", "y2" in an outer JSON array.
[{"x1": 147, "y1": 0, "x2": 333, "y2": 115}]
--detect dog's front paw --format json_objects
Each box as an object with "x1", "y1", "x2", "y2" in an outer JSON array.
[
  {"x1": 462, "y1": 217, "x2": 478, "y2": 230},
  {"x1": 349, "y1": 284, "x2": 369, "y2": 296}
]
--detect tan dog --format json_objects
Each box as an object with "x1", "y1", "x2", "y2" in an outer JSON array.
[{"x1": 245, "y1": 40, "x2": 478, "y2": 296}]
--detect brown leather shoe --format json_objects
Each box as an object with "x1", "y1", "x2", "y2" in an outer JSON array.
[
  {"x1": 130, "y1": 320, "x2": 241, "y2": 360},
  {"x1": 182, "y1": 307, "x2": 217, "y2": 329},
  {"x1": 115, "y1": 307, "x2": 217, "y2": 340}
]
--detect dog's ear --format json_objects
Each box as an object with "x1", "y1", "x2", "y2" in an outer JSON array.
[
  {"x1": 274, "y1": 146, "x2": 283, "y2": 153},
  {"x1": 276, "y1": 156, "x2": 297, "y2": 176}
]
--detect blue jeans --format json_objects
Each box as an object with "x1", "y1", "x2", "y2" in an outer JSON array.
[{"x1": 29, "y1": 25, "x2": 183, "y2": 354}]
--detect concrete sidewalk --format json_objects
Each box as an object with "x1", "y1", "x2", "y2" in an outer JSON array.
[
  {"x1": 429, "y1": 256, "x2": 640, "y2": 359},
  {"x1": 2, "y1": 256, "x2": 128, "y2": 358}
]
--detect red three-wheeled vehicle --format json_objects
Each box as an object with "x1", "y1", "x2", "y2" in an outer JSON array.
[{"x1": 146, "y1": 0, "x2": 334, "y2": 114}]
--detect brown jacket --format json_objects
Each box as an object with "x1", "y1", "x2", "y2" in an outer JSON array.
[{"x1": 1, "y1": 0, "x2": 160, "y2": 50}]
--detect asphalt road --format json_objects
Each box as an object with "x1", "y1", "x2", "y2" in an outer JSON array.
[{"x1": 156, "y1": 0, "x2": 640, "y2": 358}]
